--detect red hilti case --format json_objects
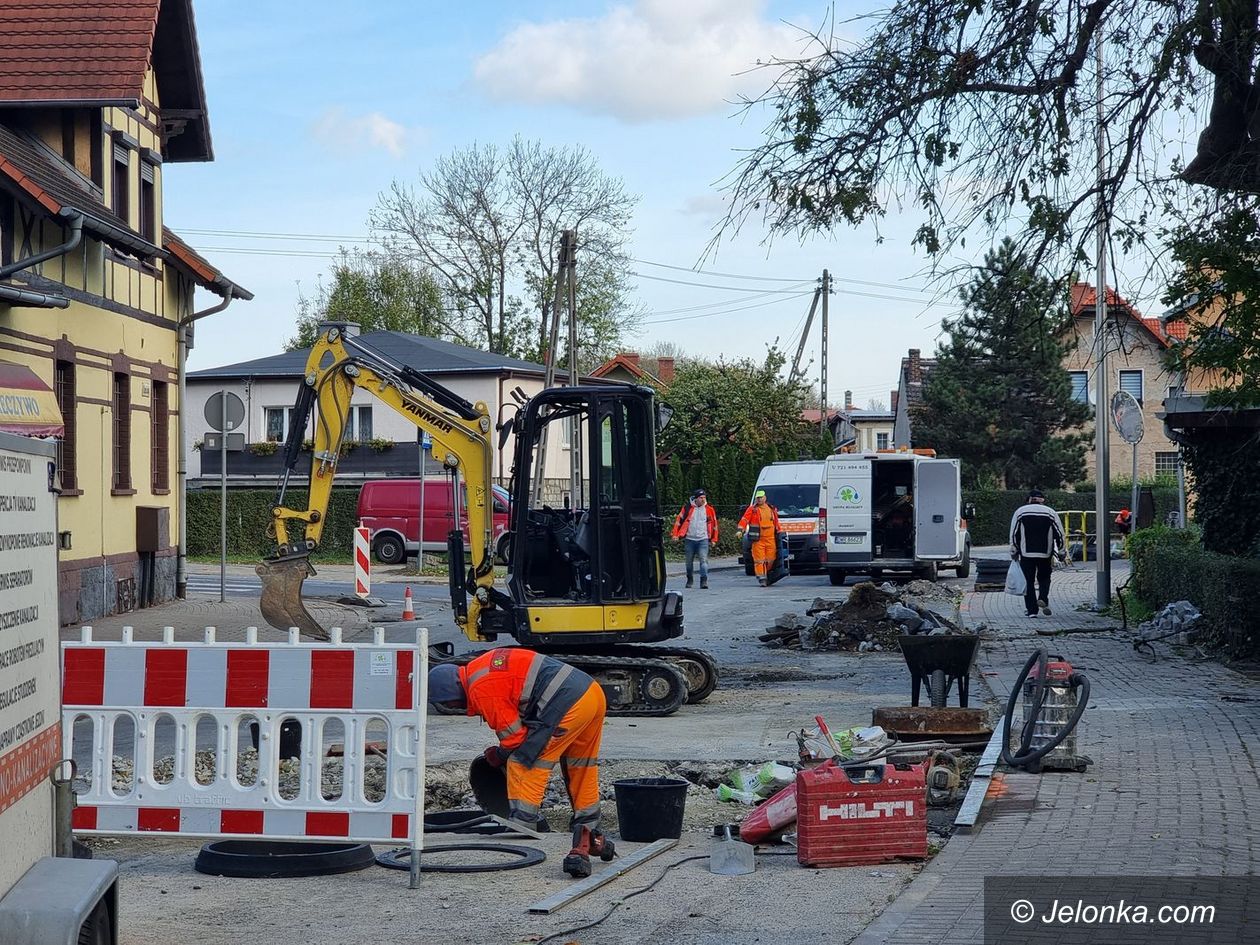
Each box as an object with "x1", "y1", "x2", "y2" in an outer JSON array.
[{"x1": 795, "y1": 761, "x2": 928, "y2": 867}]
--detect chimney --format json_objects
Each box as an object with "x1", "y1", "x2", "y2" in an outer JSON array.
[
  {"x1": 844, "y1": 389, "x2": 853, "y2": 411},
  {"x1": 623, "y1": 352, "x2": 640, "y2": 367},
  {"x1": 908, "y1": 348, "x2": 922, "y2": 383},
  {"x1": 657, "y1": 357, "x2": 675, "y2": 385},
  {"x1": 891, "y1": 391, "x2": 899, "y2": 412}
]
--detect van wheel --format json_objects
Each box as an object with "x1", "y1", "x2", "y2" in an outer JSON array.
[
  {"x1": 494, "y1": 533, "x2": 512, "y2": 566},
  {"x1": 374, "y1": 534, "x2": 406, "y2": 565},
  {"x1": 744, "y1": 558, "x2": 755, "y2": 577},
  {"x1": 828, "y1": 569, "x2": 846, "y2": 586},
  {"x1": 954, "y1": 542, "x2": 971, "y2": 579},
  {"x1": 915, "y1": 562, "x2": 939, "y2": 582}
]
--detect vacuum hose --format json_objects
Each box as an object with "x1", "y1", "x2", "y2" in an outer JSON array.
[{"x1": 1000, "y1": 648, "x2": 1090, "y2": 769}]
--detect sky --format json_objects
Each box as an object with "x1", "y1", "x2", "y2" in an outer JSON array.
[{"x1": 168, "y1": 0, "x2": 958, "y2": 408}]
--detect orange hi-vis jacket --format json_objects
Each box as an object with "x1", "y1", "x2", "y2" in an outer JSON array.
[
  {"x1": 737, "y1": 503, "x2": 781, "y2": 536},
  {"x1": 671, "y1": 501, "x2": 719, "y2": 541},
  {"x1": 458, "y1": 648, "x2": 594, "y2": 769}
]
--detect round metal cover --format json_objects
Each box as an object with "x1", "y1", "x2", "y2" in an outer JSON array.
[
  {"x1": 1109, "y1": 390, "x2": 1144, "y2": 444},
  {"x1": 204, "y1": 390, "x2": 245, "y2": 432}
]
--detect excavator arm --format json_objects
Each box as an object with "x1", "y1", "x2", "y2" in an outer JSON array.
[{"x1": 257, "y1": 325, "x2": 498, "y2": 639}]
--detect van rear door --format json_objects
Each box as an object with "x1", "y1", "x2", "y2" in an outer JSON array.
[
  {"x1": 825, "y1": 456, "x2": 873, "y2": 561},
  {"x1": 914, "y1": 458, "x2": 961, "y2": 559}
]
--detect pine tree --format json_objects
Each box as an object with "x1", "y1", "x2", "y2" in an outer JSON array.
[{"x1": 915, "y1": 239, "x2": 1091, "y2": 489}]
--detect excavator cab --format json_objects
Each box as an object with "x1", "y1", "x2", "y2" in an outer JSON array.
[{"x1": 494, "y1": 385, "x2": 683, "y2": 646}]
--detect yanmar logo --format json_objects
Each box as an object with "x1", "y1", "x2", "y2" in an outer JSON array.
[{"x1": 819, "y1": 800, "x2": 914, "y2": 821}]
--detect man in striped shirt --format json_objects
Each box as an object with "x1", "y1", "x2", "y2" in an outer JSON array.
[
  {"x1": 1009, "y1": 489, "x2": 1066, "y2": 618},
  {"x1": 429, "y1": 649, "x2": 614, "y2": 877}
]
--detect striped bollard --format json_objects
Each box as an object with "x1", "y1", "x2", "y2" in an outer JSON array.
[{"x1": 354, "y1": 524, "x2": 371, "y2": 600}]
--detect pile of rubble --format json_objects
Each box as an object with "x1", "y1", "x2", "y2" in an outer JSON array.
[
  {"x1": 760, "y1": 580, "x2": 966, "y2": 652},
  {"x1": 1136, "y1": 600, "x2": 1202, "y2": 648}
]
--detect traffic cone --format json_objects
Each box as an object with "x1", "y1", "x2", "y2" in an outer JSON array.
[{"x1": 402, "y1": 586, "x2": 415, "y2": 620}]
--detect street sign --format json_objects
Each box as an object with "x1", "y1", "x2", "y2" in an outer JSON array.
[
  {"x1": 204, "y1": 391, "x2": 245, "y2": 432},
  {"x1": 204, "y1": 432, "x2": 245, "y2": 452},
  {"x1": 419, "y1": 431, "x2": 432, "y2": 451}
]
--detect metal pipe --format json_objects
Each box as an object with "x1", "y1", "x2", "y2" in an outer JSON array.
[
  {"x1": 0, "y1": 208, "x2": 83, "y2": 279},
  {"x1": 0, "y1": 283, "x2": 69, "y2": 308},
  {"x1": 177, "y1": 291, "x2": 235, "y2": 597},
  {"x1": 1093, "y1": 33, "x2": 1111, "y2": 609}
]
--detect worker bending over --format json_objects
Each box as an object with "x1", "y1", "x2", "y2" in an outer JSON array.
[{"x1": 428, "y1": 648, "x2": 615, "y2": 878}]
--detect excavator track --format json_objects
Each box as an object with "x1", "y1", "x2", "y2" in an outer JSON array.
[
  {"x1": 537, "y1": 644, "x2": 720, "y2": 706},
  {"x1": 432, "y1": 651, "x2": 691, "y2": 717}
]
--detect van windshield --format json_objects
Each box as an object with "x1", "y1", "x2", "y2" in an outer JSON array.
[{"x1": 760, "y1": 484, "x2": 821, "y2": 518}]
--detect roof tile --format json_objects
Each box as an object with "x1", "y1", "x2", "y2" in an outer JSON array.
[{"x1": 0, "y1": 1, "x2": 160, "y2": 103}]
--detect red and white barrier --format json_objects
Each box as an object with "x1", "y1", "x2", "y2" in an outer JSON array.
[
  {"x1": 62, "y1": 626, "x2": 429, "y2": 849},
  {"x1": 354, "y1": 525, "x2": 371, "y2": 599}
]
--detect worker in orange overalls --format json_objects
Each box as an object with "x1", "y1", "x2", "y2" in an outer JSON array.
[
  {"x1": 738, "y1": 489, "x2": 782, "y2": 586},
  {"x1": 428, "y1": 649, "x2": 615, "y2": 878}
]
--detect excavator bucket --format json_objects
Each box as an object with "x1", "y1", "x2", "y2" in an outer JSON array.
[{"x1": 257, "y1": 553, "x2": 328, "y2": 640}]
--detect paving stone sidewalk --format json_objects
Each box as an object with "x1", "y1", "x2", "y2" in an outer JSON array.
[{"x1": 853, "y1": 564, "x2": 1260, "y2": 945}]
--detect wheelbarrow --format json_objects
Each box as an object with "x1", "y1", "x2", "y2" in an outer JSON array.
[{"x1": 898, "y1": 634, "x2": 981, "y2": 708}]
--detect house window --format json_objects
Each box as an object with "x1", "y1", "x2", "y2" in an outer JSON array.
[
  {"x1": 1069, "y1": 370, "x2": 1089, "y2": 404},
  {"x1": 344, "y1": 405, "x2": 373, "y2": 441},
  {"x1": 356, "y1": 406, "x2": 372, "y2": 442},
  {"x1": 1119, "y1": 369, "x2": 1143, "y2": 403},
  {"x1": 112, "y1": 373, "x2": 131, "y2": 491},
  {"x1": 1154, "y1": 451, "x2": 1180, "y2": 478},
  {"x1": 139, "y1": 161, "x2": 156, "y2": 243},
  {"x1": 55, "y1": 360, "x2": 77, "y2": 491},
  {"x1": 151, "y1": 381, "x2": 169, "y2": 491},
  {"x1": 876, "y1": 432, "x2": 890, "y2": 450},
  {"x1": 111, "y1": 144, "x2": 130, "y2": 222},
  {"x1": 266, "y1": 407, "x2": 287, "y2": 442}
]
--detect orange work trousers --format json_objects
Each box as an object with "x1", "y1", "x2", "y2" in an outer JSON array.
[
  {"x1": 751, "y1": 533, "x2": 777, "y2": 577},
  {"x1": 506, "y1": 681, "x2": 607, "y2": 829}
]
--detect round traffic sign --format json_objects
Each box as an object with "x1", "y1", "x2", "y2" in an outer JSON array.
[{"x1": 204, "y1": 391, "x2": 245, "y2": 432}]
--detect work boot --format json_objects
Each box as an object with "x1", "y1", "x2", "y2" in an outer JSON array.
[
  {"x1": 563, "y1": 826, "x2": 616, "y2": 878},
  {"x1": 685, "y1": 578, "x2": 694, "y2": 588},
  {"x1": 700, "y1": 579, "x2": 709, "y2": 589},
  {"x1": 1039, "y1": 598, "x2": 1052, "y2": 616},
  {"x1": 757, "y1": 576, "x2": 767, "y2": 586}
]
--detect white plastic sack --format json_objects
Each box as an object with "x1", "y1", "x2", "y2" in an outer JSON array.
[{"x1": 1005, "y1": 561, "x2": 1027, "y2": 597}]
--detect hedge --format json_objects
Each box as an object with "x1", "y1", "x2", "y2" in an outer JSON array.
[
  {"x1": 963, "y1": 487, "x2": 1182, "y2": 546},
  {"x1": 1128, "y1": 525, "x2": 1260, "y2": 658},
  {"x1": 187, "y1": 488, "x2": 362, "y2": 561}
]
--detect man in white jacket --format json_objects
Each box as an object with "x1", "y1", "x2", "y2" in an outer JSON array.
[{"x1": 1009, "y1": 489, "x2": 1066, "y2": 617}]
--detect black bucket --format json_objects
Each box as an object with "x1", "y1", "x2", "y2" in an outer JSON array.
[{"x1": 612, "y1": 777, "x2": 688, "y2": 842}]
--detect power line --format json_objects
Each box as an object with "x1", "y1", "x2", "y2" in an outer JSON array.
[
  {"x1": 643, "y1": 292, "x2": 815, "y2": 325},
  {"x1": 630, "y1": 271, "x2": 815, "y2": 294},
  {"x1": 632, "y1": 256, "x2": 934, "y2": 295}
]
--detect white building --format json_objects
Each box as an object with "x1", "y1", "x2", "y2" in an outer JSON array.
[{"x1": 185, "y1": 329, "x2": 578, "y2": 497}]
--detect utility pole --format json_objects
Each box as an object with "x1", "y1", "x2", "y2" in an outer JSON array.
[
  {"x1": 566, "y1": 229, "x2": 581, "y2": 507},
  {"x1": 788, "y1": 285, "x2": 822, "y2": 385},
  {"x1": 1093, "y1": 33, "x2": 1111, "y2": 609},
  {"x1": 820, "y1": 269, "x2": 830, "y2": 436}
]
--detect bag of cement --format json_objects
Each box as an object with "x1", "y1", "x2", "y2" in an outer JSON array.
[
  {"x1": 755, "y1": 762, "x2": 796, "y2": 794},
  {"x1": 886, "y1": 603, "x2": 924, "y2": 633},
  {"x1": 725, "y1": 766, "x2": 762, "y2": 794},
  {"x1": 1005, "y1": 561, "x2": 1026, "y2": 596}
]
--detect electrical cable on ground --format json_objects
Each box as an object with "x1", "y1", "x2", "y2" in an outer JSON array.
[{"x1": 534, "y1": 854, "x2": 709, "y2": 945}]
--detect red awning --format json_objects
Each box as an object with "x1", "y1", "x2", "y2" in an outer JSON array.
[{"x1": 0, "y1": 360, "x2": 63, "y2": 437}]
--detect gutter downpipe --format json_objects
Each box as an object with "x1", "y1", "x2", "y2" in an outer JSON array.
[
  {"x1": 176, "y1": 287, "x2": 234, "y2": 598},
  {"x1": 0, "y1": 208, "x2": 84, "y2": 279}
]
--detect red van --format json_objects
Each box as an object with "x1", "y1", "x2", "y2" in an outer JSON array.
[{"x1": 356, "y1": 478, "x2": 512, "y2": 565}]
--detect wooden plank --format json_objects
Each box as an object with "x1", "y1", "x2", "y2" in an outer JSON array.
[
  {"x1": 954, "y1": 725, "x2": 1005, "y2": 831},
  {"x1": 527, "y1": 838, "x2": 678, "y2": 915}
]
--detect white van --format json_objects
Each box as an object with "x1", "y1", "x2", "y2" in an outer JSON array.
[
  {"x1": 823, "y1": 451, "x2": 972, "y2": 585},
  {"x1": 740, "y1": 460, "x2": 827, "y2": 575}
]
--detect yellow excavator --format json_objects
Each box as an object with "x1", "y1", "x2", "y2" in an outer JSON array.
[{"x1": 256, "y1": 325, "x2": 717, "y2": 715}]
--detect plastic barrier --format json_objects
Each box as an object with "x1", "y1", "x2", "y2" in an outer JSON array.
[
  {"x1": 354, "y1": 525, "x2": 371, "y2": 599},
  {"x1": 62, "y1": 626, "x2": 428, "y2": 846}
]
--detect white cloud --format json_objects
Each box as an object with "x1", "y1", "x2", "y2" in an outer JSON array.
[
  {"x1": 473, "y1": 0, "x2": 800, "y2": 122},
  {"x1": 311, "y1": 108, "x2": 418, "y2": 158}
]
